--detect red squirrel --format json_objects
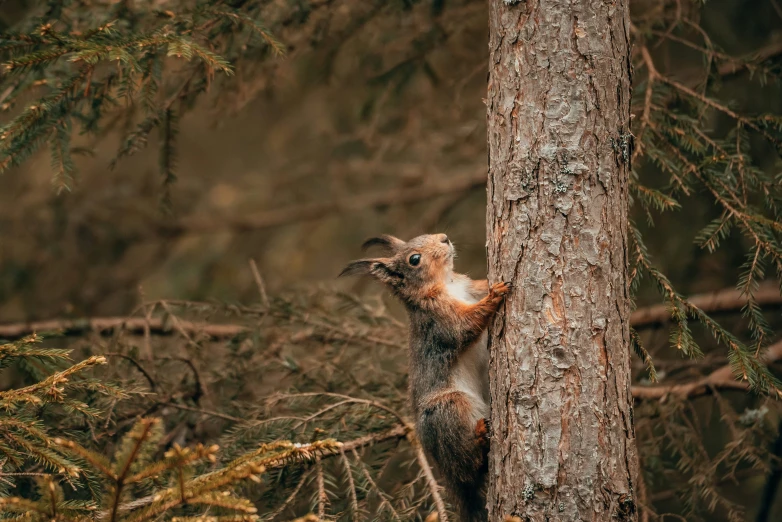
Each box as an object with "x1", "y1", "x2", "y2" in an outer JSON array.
[{"x1": 340, "y1": 233, "x2": 510, "y2": 522}]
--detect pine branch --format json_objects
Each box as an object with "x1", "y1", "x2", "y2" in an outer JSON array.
[
  {"x1": 411, "y1": 436, "x2": 449, "y2": 522},
  {"x1": 0, "y1": 354, "x2": 107, "y2": 407},
  {"x1": 0, "y1": 282, "x2": 778, "y2": 345},
  {"x1": 632, "y1": 339, "x2": 782, "y2": 400},
  {"x1": 112, "y1": 425, "x2": 410, "y2": 514},
  {"x1": 631, "y1": 281, "x2": 782, "y2": 329},
  {"x1": 0, "y1": 316, "x2": 249, "y2": 340}
]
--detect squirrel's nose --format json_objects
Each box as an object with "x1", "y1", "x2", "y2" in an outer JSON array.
[{"x1": 440, "y1": 234, "x2": 450, "y2": 244}]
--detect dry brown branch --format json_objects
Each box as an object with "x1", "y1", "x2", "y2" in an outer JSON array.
[
  {"x1": 275, "y1": 392, "x2": 409, "y2": 427},
  {"x1": 631, "y1": 340, "x2": 782, "y2": 400},
  {"x1": 631, "y1": 282, "x2": 782, "y2": 329},
  {"x1": 104, "y1": 352, "x2": 157, "y2": 392},
  {"x1": 249, "y1": 259, "x2": 271, "y2": 308},
  {"x1": 315, "y1": 456, "x2": 327, "y2": 519},
  {"x1": 158, "y1": 401, "x2": 245, "y2": 423},
  {"x1": 657, "y1": 73, "x2": 774, "y2": 141},
  {"x1": 633, "y1": 44, "x2": 659, "y2": 162},
  {"x1": 159, "y1": 301, "x2": 197, "y2": 347},
  {"x1": 410, "y1": 434, "x2": 449, "y2": 522},
  {"x1": 339, "y1": 424, "x2": 409, "y2": 452},
  {"x1": 350, "y1": 447, "x2": 402, "y2": 521},
  {"x1": 717, "y1": 39, "x2": 782, "y2": 77},
  {"x1": 161, "y1": 171, "x2": 486, "y2": 235},
  {"x1": 3, "y1": 284, "x2": 777, "y2": 340},
  {"x1": 0, "y1": 316, "x2": 249, "y2": 340}
]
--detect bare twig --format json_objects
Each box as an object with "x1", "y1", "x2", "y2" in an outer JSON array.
[
  {"x1": 274, "y1": 392, "x2": 409, "y2": 426},
  {"x1": 633, "y1": 45, "x2": 659, "y2": 162},
  {"x1": 315, "y1": 456, "x2": 327, "y2": 519},
  {"x1": 350, "y1": 448, "x2": 402, "y2": 521},
  {"x1": 659, "y1": 73, "x2": 773, "y2": 140},
  {"x1": 104, "y1": 352, "x2": 157, "y2": 392},
  {"x1": 0, "y1": 316, "x2": 249, "y2": 340},
  {"x1": 159, "y1": 301, "x2": 196, "y2": 347},
  {"x1": 249, "y1": 259, "x2": 271, "y2": 308},
  {"x1": 411, "y1": 434, "x2": 449, "y2": 522},
  {"x1": 158, "y1": 401, "x2": 245, "y2": 423}
]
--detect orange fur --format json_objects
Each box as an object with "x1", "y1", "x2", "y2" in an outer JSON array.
[
  {"x1": 475, "y1": 418, "x2": 490, "y2": 450},
  {"x1": 340, "y1": 233, "x2": 511, "y2": 522},
  {"x1": 470, "y1": 279, "x2": 490, "y2": 297}
]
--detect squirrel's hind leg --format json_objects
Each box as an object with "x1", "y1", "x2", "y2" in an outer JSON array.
[{"x1": 418, "y1": 391, "x2": 488, "y2": 522}]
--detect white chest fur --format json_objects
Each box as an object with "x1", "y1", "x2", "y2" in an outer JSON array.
[
  {"x1": 445, "y1": 277, "x2": 490, "y2": 423},
  {"x1": 444, "y1": 277, "x2": 475, "y2": 304}
]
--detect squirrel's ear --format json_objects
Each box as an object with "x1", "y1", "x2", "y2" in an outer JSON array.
[
  {"x1": 361, "y1": 234, "x2": 405, "y2": 253},
  {"x1": 339, "y1": 258, "x2": 403, "y2": 286},
  {"x1": 339, "y1": 259, "x2": 374, "y2": 278}
]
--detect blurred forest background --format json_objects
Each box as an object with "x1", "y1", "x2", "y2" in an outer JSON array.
[{"x1": 1, "y1": 0, "x2": 782, "y2": 521}]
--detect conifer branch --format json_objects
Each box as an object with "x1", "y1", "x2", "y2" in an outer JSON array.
[
  {"x1": 630, "y1": 282, "x2": 782, "y2": 329},
  {"x1": 339, "y1": 449, "x2": 360, "y2": 520},
  {"x1": 411, "y1": 436, "x2": 449, "y2": 522},
  {"x1": 113, "y1": 425, "x2": 410, "y2": 514},
  {"x1": 632, "y1": 340, "x2": 782, "y2": 400}
]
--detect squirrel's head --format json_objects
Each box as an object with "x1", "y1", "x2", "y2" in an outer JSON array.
[{"x1": 340, "y1": 233, "x2": 455, "y2": 301}]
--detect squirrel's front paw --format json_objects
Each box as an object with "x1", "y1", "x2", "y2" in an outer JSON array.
[
  {"x1": 489, "y1": 281, "x2": 512, "y2": 298},
  {"x1": 475, "y1": 418, "x2": 491, "y2": 448}
]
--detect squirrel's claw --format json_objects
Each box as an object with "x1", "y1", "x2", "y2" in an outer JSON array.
[
  {"x1": 475, "y1": 418, "x2": 491, "y2": 448},
  {"x1": 489, "y1": 281, "x2": 512, "y2": 297},
  {"x1": 483, "y1": 417, "x2": 492, "y2": 439}
]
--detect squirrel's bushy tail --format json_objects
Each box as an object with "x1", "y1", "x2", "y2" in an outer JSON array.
[
  {"x1": 416, "y1": 393, "x2": 489, "y2": 521},
  {"x1": 450, "y1": 480, "x2": 488, "y2": 522}
]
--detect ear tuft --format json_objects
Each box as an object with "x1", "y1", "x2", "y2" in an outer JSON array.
[
  {"x1": 361, "y1": 234, "x2": 405, "y2": 253},
  {"x1": 339, "y1": 259, "x2": 373, "y2": 278}
]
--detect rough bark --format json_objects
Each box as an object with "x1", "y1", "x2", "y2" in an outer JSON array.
[{"x1": 485, "y1": 1, "x2": 638, "y2": 521}]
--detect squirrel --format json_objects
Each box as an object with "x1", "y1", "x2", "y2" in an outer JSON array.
[{"x1": 340, "y1": 233, "x2": 510, "y2": 522}]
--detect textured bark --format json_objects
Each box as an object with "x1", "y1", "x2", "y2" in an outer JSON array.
[{"x1": 485, "y1": 1, "x2": 638, "y2": 521}]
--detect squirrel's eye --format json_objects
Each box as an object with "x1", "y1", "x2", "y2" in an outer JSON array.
[{"x1": 409, "y1": 254, "x2": 421, "y2": 266}]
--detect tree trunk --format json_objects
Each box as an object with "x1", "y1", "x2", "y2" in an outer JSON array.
[{"x1": 485, "y1": 1, "x2": 638, "y2": 521}]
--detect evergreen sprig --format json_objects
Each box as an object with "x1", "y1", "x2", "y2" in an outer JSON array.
[
  {"x1": 630, "y1": 11, "x2": 782, "y2": 397},
  {"x1": 0, "y1": 335, "x2": 123, "y2": 493},
  {"x1": 0, "y1": 2, "x2": 282, "y2": 198}
]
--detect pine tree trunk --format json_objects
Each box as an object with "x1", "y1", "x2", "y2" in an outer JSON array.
[{"x1": 485, "y1": 1, "x2": 638, "y2": 521}]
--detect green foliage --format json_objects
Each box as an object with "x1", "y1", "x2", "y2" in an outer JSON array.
[
  {"x1": 1, "y1": 413, "x2": 349, "y2": 521},
  {"x1": 0, "y1": 291, "x2": 447, "y2": 521},
  {"x1": 0, "y1": 0, "x2": 282, "y2": 204},
  {"x1": 630, "y1": 7, "x2": 782, "y2": 397},
  {"x1": 636, "y1": 395, "x2": 778, "y2": 522},
  {"x1": 0, "y1": 335, "x2": 122, "y2": 494},
  {"x1": 0, "y1": 1, "x2": 781, "y2": 521}
]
